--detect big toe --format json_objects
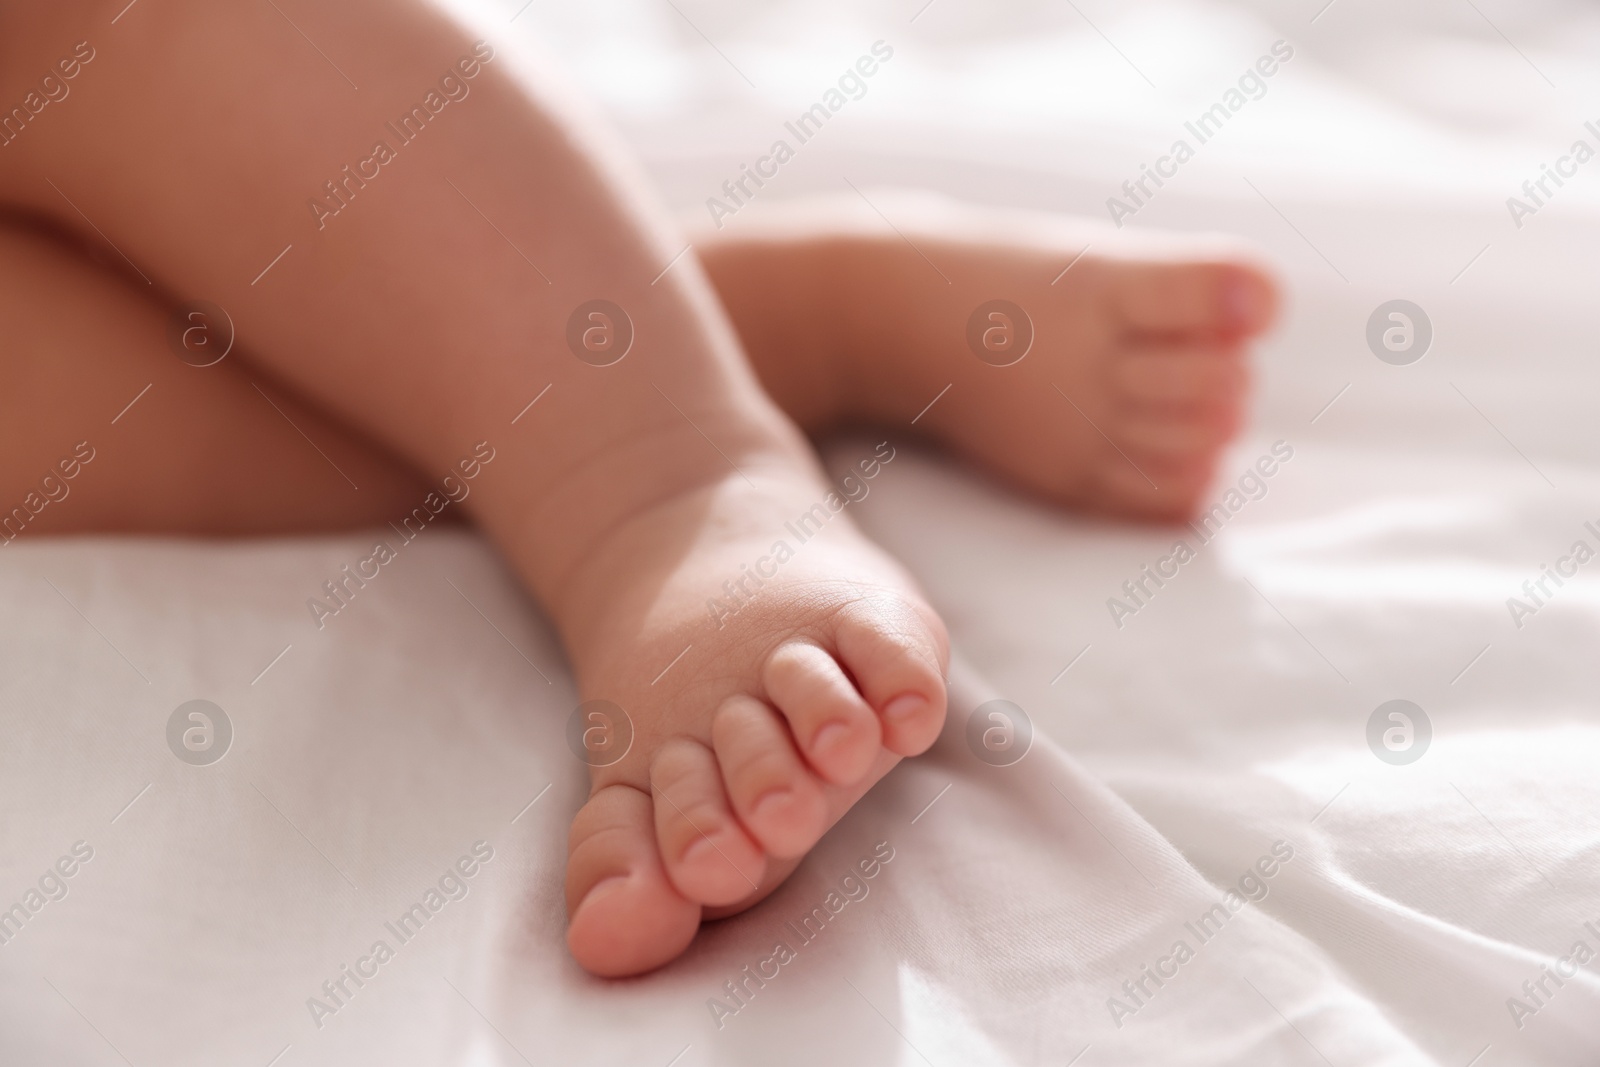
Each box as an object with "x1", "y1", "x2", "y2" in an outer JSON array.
[
  {"x1": 1110, "y1": 255, "x2": 1280, "y2": 339},
  {"x1": 566, "y1": 783, "x2": 699, "y2": 978}
]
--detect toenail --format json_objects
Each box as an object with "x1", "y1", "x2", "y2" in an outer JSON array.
[
  {"x1": 883, "y1": 693, "x2": 927, "y2": 722},
  {"x1": 576, "y1": 875, "x2": 632, "y2": 913},
  {"x1": 812, "y1": 721, "x2": 850, "y2": 755},
  {"x1": 682, "y1": 836, "x2": 719, "y2": 865},
  {"x1": 751, "y1": 789, "x2": 791, "y2": 822},
  {"x1": 1225, "y1": 276, "x2": 1265, "y2": 330}
]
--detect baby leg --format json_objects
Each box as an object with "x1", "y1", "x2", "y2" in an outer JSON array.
[
  {"x1": 0, "y1": 216, "x2": 427, "y2": 539},
  {"x1": 0, "y1": 0, "x2": 949, "y2": 976}
]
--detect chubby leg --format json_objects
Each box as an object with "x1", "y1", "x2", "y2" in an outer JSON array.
[
  {"x1": 0, "y1": 215, "x2": 431, "y2": 540},
  {"x1": 0, "y1": 188, "x2": 1276, "y2": 542},
  {"x1": 0, "y1": 1, "x2": 948, "y2": 976}
]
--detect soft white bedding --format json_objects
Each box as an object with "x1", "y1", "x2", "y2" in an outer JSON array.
[
  {"x1": 6, "y1": 1, "x2": 1600, "y2": 1064},
  {"x1": 6, "y1": 440, "x2": 1600, "y2": 1066}
]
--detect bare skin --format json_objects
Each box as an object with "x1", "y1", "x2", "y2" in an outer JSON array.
[
  {"x1": 0, "y1": 2, "x2": 1274, "y2": 977},
  {"x1": 694, "y1": 193, "x2": 1275, "y2": 521}
]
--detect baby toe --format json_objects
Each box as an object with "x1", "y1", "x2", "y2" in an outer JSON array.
[
  {"x1": 1109, "y1": 258, "x2": 1279, "y2": 338},
  {"x1": 711, "y1": 694, "x2": 828, "y2": 858},
  {"x1": 763, "y1": 639, "x2": 882, "y2": 785},
  {"x1": 1090, "y1": 452, "x2": 1218, "y2": 523},
  {"x1": 565, "y1": 783, "x2": 700, "y2": 978},
  {"x1": 1118, "y1": 409, "x2": 1237, "y2": 460},
  {"x1": 1114, "y1": 345, "x2": 1249, "y2": 412},
  {"x1": 650, "y1": 738, "x2": 767, "y2": 907},
  {"x1": 834, "y1": 597, "x2": 949, "y2": 757}
]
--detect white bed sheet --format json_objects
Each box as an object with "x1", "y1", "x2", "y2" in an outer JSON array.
[
  {"x1": 7, "y1": 0, "x2": 1600, "y2": 1063},
  {"x1": 5, "y1": 438, "x2": 1599, "y2": 1066}
]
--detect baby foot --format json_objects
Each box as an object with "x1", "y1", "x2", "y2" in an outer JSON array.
[
  {"x1": 702, "y1": 194, "x2": 1281, "y2": 522},
  {"x1": 552, "y1": 457, "x2": 948, "y2": 977},
  {"x1": 919, "y1": 217, "x2": 1277, "y2": 522}
]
